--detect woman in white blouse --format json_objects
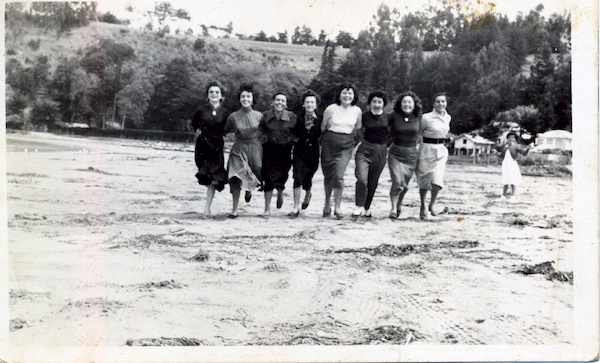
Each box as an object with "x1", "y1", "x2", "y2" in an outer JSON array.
[
  {"x1": 417, "y1": 92, "x2": 451, "y2": 220},
  {"x1": 320, "y1": 83, "x2": 363, "y2": 219}
]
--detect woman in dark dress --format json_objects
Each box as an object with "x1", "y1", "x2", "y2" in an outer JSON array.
[
  {"x1": 289, "y1": 90, "x2": 322, "y2": 217},
  {"x1": 191, "y1": 81, "x2": 231, "y2": 216},
  {"x1": 261, "y1": 93, "x2": 297, "y2": 216}
]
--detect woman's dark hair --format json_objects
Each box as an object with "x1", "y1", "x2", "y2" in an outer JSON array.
[
  {"x1": 433, "y1": 92, "x2": 447, "y2": 102},
  {"x1": 507, "y1": 132, "x2": 519, "y2": 140},
  {"x1": 334, "y1": 82, "x2": 359, "y2": 106},
  {"x1": 367, "y1": 90, "x2": 387, "y2": 106},
  {"x1": 272, "y1": 92, "x2": 287, "y2": 100},
  {"x1": 393, "y1": 91, "x2": 422, "y2": 117},
  {"x1": 237, "y1": 83, "x2": 257, "y2": 106},
  {"x1": 205, "y1": 81, "x2": 225, "y2": 96},
  {"x1": 301, "y1": 89, "x2": 320, "y2": 105}
]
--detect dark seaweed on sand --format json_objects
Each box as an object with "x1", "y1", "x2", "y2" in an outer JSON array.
[{"x1": 515, "y1": 261, "x2": 573, "y2": 284}]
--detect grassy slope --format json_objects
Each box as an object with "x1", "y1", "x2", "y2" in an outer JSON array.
[{"x1": 7, "y1": 21, "x2": 349, "y2": 82}]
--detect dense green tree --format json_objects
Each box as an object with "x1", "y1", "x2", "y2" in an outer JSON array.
[
  {"x1": 29, "y1": 99, "x2": 60, "y2": 130},
  {"x1": 6, "y1": 56, "x2": 51, "y2": 100},
  {"x1": 6, "y1": 91, "x2": 29, "y2": 117},
  {"x1": 28, "y1": 2, "x2": 95, "y2": 38},
  {"x1": 255, "y1": 30, "x2": 268, "y2": 42},
  {"x1": 370, "y1": 4, "x2": 397, "y2": 94},
  {"x1": 277, "y1": 31, "x2": 288, "y2": 44},
  {"x1": 116, "y1": 69, "x2": 154, "y2": 128},
  {"x1": 81, "y1": 38, "x2": 136, "y2": 127},
  {"x1": 146, "y1": 58, "x2": 201, "y2": 131},
  {"x1": 551, "y1": 53, "x2": 572, "y2": 130},
  {"x1": 319, "y1": 41, "x2": 337, "y2": 77},
  {"x1": 335, "y1": 31, "x2": 354, "y2": 48},
  {"x1": 337, "y1": 30, "x2": 372, "y2": 90},
  {"x1": 49, "y1": 57, "x2": 82, "y2": 122},
  {"x1": 316, "y1": 30, "x2": 328, "y2": 46},
  {"x1": 291, "y1": 25, "x2": 315, "y2": 45},
  {"x1": 521, "y1": 40, "x2": 557, "y2": 131},
  {"x1": 153, "y1": 1, "x2": 190, "y2": 32},
  {"x1": 494, "y1": 105, "x2": 541, "y2": 135}
]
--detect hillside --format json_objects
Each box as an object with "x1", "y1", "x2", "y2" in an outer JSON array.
[{"x1": 7, "y1": 21, "x2": 349, "y2": 83}]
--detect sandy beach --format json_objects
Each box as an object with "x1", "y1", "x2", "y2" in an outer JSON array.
[{"x1": 5, "y1": 131, "x2": 574, "y2": 355}]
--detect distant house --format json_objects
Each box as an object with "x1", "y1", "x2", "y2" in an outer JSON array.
[
  {"x1": 535, "y1": 130, "x2": 572, "y2": 150},
  {"x1": 453, "y1": 134, "x2": 495, "y2": 156}
]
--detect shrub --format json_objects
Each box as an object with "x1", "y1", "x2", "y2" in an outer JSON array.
[
  {"x1": 7, "y1": 49, "x2": 16, "y2": 55},
  {"x1": 99, "y1": 12, "x2": 121, "y2": 24},
  {"x1": 520, "y1": 157, "x2": 535, "y2": 166},
  {"x1": 27, "y1": 38, "x2": 41, "y2": 51},
  {"x1": 29, "y1": 100, "x2": 59, "y2": 129},
  {"x1": 193, "y1": 38, "x2": 206, "y2": 51},
  {"x1": 7, "y1": 92, "x2": 28, "y2": 115},
  {"x1": 6, "y1": 114, "x2": 24, "y2": 129}
]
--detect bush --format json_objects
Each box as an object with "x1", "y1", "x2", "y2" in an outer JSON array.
[
  {"x1": 7, "y1": 92, "x2": 28, "y2": 115},
  {"x1": 29, "y1": 100, "x2": 59, "y2": 129},
  {"x1": 27, "y1": 38, "x2": 41, "y2": 51},
  {"x1": 7, "y1": 49, "x2": 16, "y2": 55},
  {"x1": 6, "y1": 114, "x2": 24, "y2": 129},
  {"x1": 98, "y1": 12, "x2": 121, "y2": 24},
  {"x1": 193, "y1": 38, "x2": 206, "y2": 51}
]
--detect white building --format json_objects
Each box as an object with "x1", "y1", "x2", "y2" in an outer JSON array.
[
  {"x1": 453, "y1": 134, "x2": 495, "y2": 156},
  {"x1": 535, "y1": 130, "x2": 572, "y2": 150}
]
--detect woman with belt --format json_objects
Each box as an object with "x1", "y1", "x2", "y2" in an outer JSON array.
[
  {"x1": 388, "y1": 91, "x2": 422, "y2": 219},
  {"x1": 320, "y1": 82, "x2": 363, "y2": 219},
  {"x1": 416, "y1": 92, "x2": 451, "y2": 220},
  {"x1": 191, "y1": 81, "x2": 231, "y2": 217},
  {"x1": 224, "y1": 83, "x2": 265, "y2": 218},
  {"x1": 352, "y1": 90, "x2": 390, "y2": 218},
  {"x1": 261, "y1": 92, "x2": 297, "y2": 216},
  {"x1": 289, "y1": 90, "x2": 322, "y2": 218}
]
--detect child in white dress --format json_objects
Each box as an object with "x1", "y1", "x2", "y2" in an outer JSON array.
[{"x1": 499, "y1": 132, "x2": 531, "y2": 201}]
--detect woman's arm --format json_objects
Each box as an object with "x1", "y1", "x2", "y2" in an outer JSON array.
[
  {"x1": 223, "y1": 113, "x2": 235, "y2": 135},
  {"x1": 321, "y1": 105, "x2": 333, "y2": 133}
]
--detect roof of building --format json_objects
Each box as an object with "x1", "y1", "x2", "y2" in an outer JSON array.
[
  {"x1": 537, "y1": 130, "x2": 572, "y2": 139},
  {"x1": 455, "y1": 134, "x2": 495, "y2": 145}
]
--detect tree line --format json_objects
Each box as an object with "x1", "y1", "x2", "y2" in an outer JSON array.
[
  {"x1": 5, "y1": 1, "x2": 570, "y2": 139},
  {"x1": 311, "y1": 3, "x2": 571, "y2": 137}
]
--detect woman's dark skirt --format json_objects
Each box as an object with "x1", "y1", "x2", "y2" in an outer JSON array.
[
  {"x1": 262, "y1": 142, "x2": 293, "y2": 191},
  {"x1": 292, "y1": 143, "x2": 320, "y2": 190},
  {"x1": 387, "y1": 143, "x2": 418, "y2": 195},
  {"x1": 320, "y1": 131, "x2": 356, "y2": 189},
  {"x1": 194, "y1": 135, "x2": 227, "y2": 192}
]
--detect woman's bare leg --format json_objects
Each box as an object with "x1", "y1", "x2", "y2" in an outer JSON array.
[{"x1": 204, "y1": 184, "x2": 216, "y2": 216}]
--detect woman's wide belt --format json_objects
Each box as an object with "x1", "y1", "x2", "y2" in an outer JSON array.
[{"x1": 423, "y1": 137, "x2": 447, "y2": 144}]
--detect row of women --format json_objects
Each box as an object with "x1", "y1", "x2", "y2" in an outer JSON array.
[{"x1": 192, "y1": 81, "x2": 451, "y2": 220}]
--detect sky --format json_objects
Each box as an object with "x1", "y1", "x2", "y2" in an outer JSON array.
[{"x1": 97, "y1": 0, "x2": 572, "y2": 38}]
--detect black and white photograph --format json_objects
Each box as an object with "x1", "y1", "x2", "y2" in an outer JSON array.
[{"x1": 2, "y1": 0, "x2": 597, "y2": 361}]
